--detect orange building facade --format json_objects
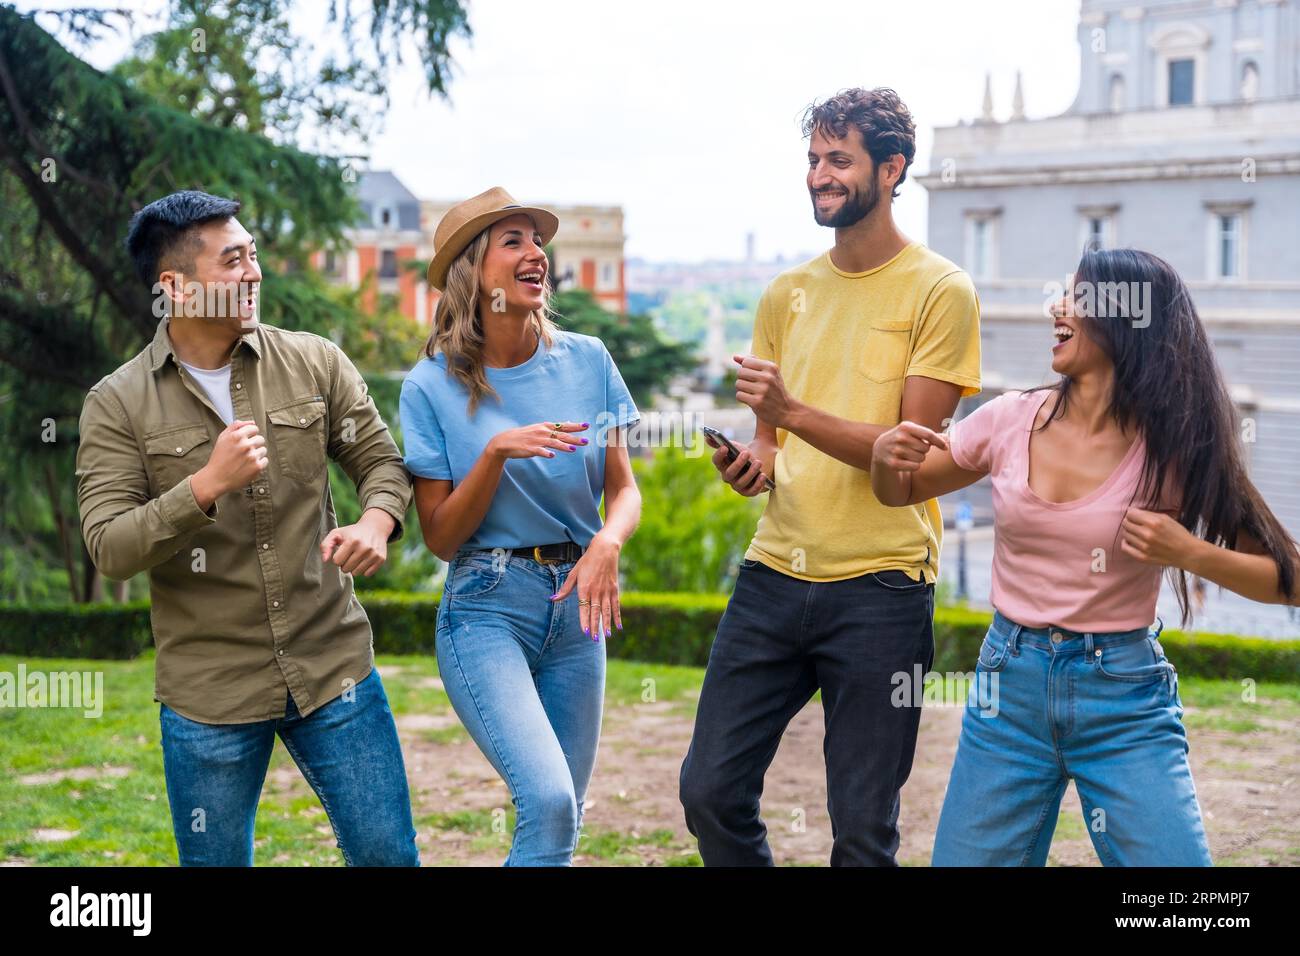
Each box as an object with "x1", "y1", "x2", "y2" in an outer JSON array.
[{"x1": 314, "y1": 171, "x2": 626, "y2": 325}]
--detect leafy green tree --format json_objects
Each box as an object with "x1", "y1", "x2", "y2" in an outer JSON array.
[
  {"x1": 0, "y1": 1, "x2": 468, "y2": 602},
  {"x1": 112, "y1": 0, "x2": 471, "y2": 151},
  {"x1": 615, "y1": 442, "x2": 763, "y2": 594}
]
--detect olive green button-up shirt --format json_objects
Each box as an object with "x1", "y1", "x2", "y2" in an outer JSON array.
[{"x1": 75, "y1": 316, "x2": 413, "y2": 724}]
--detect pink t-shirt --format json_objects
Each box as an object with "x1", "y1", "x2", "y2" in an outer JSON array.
[{"x1": 948, "y1": 389, "x2": 1175, "y2": 632}]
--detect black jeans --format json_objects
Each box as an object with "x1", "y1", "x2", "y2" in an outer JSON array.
[{"x1": 679, "y1": 558, "x2": 935, "y2": 866}]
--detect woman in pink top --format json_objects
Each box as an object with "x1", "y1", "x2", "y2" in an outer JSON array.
[{"x1": 871, "y1": 248, "x2": 1299, "y2": 866}]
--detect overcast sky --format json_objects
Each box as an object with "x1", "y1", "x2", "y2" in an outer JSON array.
[{"x1": 34, "y1": 0, "x2": 1083, "y2": 262}]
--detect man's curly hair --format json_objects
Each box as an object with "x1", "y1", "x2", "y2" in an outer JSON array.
[{"x1": 801, "y1": 88, "x2": 917, "y2": 199}]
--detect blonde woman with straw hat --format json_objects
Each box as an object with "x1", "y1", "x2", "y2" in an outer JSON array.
[{"x1": 399, "y1": 187, "x2": 642, "y2": 866}]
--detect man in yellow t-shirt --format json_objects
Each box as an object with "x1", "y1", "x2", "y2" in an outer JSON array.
[{"x1": 680, "y1": 87, "x2": 981, "y2": 866}]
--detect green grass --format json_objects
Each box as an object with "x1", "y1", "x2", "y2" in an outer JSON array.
[
  {"x1": 1, "y1": 652, "x2": 1296, "y2": 866},
  {"x1": 1176, "y1": 675, "x2": 1300, "y2": 709},
  {"x1": 1175, "y1": 675, "x2": 1300, "y2": 737}
]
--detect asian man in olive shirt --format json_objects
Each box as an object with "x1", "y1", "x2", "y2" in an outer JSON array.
[{"x1": 76, "y1": 191, "x2": 418, "y2": 866}]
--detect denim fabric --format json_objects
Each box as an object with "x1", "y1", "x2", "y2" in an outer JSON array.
[
  {"x1": 680, "y1": 557, "x2": 936, "y2": 866},
  {"x1": 932, "y1": 611, "x2": 1212, "y2": 866},
  {"x1": 436, "y1": 550, "x2": 605, "y2": 866},
  {"x1": 160, "y1": 669, "x2": 419, "y2": 866}
]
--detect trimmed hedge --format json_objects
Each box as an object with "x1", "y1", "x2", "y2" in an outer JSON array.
[
  {"x1": 0, "y1": 601, "x2": 152, "y2": 660},
  {"x1": 1, "y1": 593, "x2": 1298, "y2": 682}
]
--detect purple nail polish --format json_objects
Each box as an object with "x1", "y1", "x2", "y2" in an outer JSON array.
[
  {"x1": 582, "y1": 422, "x2": 589, "y2": 427},
  {"x1": 580, "y1": 438, "x2": 589, "y2": 444}
]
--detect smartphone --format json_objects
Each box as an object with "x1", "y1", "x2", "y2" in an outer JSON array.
[{"x1": 701, "y1": 425, "x2": 775, "y2": 492}]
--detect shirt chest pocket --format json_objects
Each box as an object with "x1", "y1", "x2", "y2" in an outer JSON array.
[
  {"x1": 859, "y1": 318, "x2": 914, "y2": 384},
  {"x1": 143, "y1": 424, "x2": 212, "y2": 494},
  {"x1": 268, "y1": 398, "x2": 328, "y2": 482}
]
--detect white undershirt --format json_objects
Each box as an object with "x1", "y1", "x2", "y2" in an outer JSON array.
[{"x1": 177, "y1": 359, "x2": 235, "y2": 424}]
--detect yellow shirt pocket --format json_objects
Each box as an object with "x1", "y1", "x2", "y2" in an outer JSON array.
[{"x1": 859, "y1": 318, "x2": 914, "y2": 384}]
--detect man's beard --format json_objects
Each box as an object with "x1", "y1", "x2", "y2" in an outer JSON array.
[{"x1": 811, "y1": 177, "x2": 880, "y2": 228}]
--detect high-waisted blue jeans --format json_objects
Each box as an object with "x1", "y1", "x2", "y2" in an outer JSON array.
[
  {"x1": 932, "y1": 611, "x2": 1212, "y2": 866},
  {"x1": 436, "y1": 550, "x2": 605, "y2": 866}
]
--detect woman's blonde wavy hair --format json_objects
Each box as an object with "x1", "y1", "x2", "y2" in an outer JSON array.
[{"x1": 421, "y1": 223, "x2": 561, "y2": 416}]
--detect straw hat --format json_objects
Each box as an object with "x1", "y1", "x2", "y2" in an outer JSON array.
[{"x1": 425, "y1": 186, "x2": 560, "y2": 291}]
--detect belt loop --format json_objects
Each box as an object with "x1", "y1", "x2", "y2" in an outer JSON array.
[
  {"x1": 1008, "y1": 622, "x2": 1022, "y2": 655},
  {"x1": 1083, "y1": 632, "x2": 1095, "y2": 656},
  {"x1": 1152, "y1": 616, "x2": 1164, "y2": 638}
]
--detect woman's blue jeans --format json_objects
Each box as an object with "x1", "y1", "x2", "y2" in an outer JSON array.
[
  {"x1": 932, "y1": 611, "x2": 1212, "y2": 866},
  {"x1": 159, "y1": 669, "x2": 419, "y2": 866},
  {"x1": 436, "y1": 550, "x2": 605, "y2": 866}
]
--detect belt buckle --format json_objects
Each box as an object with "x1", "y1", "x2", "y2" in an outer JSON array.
[{"x1": 533, "y1": 545, "x2": 559, "y2": 565}]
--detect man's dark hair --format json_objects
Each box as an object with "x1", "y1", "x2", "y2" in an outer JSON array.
[
  {"x1": 124, "y1": 190, "x2": 242, "y2": 288},
  {"x1": 801, "y1": 88, "x2": 917, "y2": 199}
]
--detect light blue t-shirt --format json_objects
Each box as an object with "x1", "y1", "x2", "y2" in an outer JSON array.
[{"x1": 399, "y1": 329, "x2": 640, "y2": 552}]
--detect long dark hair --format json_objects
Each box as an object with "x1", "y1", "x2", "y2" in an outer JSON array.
[{"x1": 1033, "y1": 247, "x2": 1297, "y2": 625}]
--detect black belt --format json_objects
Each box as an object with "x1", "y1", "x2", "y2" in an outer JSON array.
[{"x1": 463, "y1": 542, "x2": 585, "y2": 565}]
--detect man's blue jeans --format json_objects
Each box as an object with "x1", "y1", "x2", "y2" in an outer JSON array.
[
  {"x1": 932, "y1": 611, "x2": 1212, "y2": 866},
  {"x1": 159, "y1": 669, "x2": 419, "y2": 866},
  {"x1": 436, "y1": 551, "x2": 605, "y2": 866}
]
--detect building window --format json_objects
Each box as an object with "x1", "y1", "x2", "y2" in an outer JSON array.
[
  {"x1": 1108, "y1": 73, "x2": 1125, "y2": 112},
  {"x1": 1240, "y1": 61, "x2": 1259, "y2": 101},
  {"x1": 323, "y1": 250, "x2": 337, "y2": 275},
  {"x1": 973, "y1": 220, "x2": 989, "y2": 276},
  {"x1": 1168, "y1": 59, "x2": 1195, "y2": 106},
  {"x1": 1077, "y1": 206, "x2": 1118, "y2": 254},
  {"x1": 1087, "y1": 216, "x2": 1108, "y2": 251},
  {"x1": 964, "y1": 213, "x2": 999, "y2": 279},
  {"x1": 379, "y1": 249, "x2": 398, "y2": 279},
  {"x1": 553, "y1": 262, "x2": 575, "y2": 291},
  {"x1": 1151, "y1": 24, "x2": 1209, "y2": 108},
  {"x1": 1216, "y1": 214, "x2": 1241, "y2": 279},
  {"x1": 598, "y1": 260, "x2": 617, "y2": 292}
]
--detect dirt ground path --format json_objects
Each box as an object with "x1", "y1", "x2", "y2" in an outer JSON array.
[{"x1": 396, "y1": 675, "x2": 1298, "y2": 866}]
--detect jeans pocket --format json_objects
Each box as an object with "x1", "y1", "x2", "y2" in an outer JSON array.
[
  {"x1": 444, "y1": 555, "x2": 508, "y2": 600},
  {"x1": 976, "y1": 627, "x2": 1011, "y2": 672},
  {"x1": 1094, "y1": 634, "x2": 1172, "y2": 683},
  {"x1": 869, "y1": 569, "x2": 929, "y2": 593}
]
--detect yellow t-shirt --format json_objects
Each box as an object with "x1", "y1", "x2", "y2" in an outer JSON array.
[{"x1": 743, "y1": 242, "x2": 981, "y2": 583}]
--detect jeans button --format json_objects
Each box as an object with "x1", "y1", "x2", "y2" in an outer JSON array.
[{"x1": 1051, "y1": 631, "x2": 1063, "y2": 643}]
